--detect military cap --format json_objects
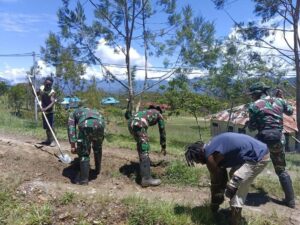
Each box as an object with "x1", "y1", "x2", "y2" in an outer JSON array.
[{"x1": 248, "y1": 82, "x2": 270, "y2": 95}]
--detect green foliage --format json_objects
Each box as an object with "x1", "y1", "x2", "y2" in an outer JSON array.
[
  {"x1": 41, "y1": 32, "x2": 85, "y2": 86},
  {"x1": 0, "y1": 81, "x2": 9, "y2": 96},
  {"x1": 75, "y1": 78, "x2": 105, "y2": 110},
  {"x1": 164, "y1": 160, "x2": 209, "y2": 186},
  {"x1": 123, "y1": 197, "x2": 194, "y2": 225},
  {"x1": 55, "y1": 104, "x2": 69, "y2": 127},
  {"x1": 8, "y1": 83, "x2": 27, "y2": 116}
]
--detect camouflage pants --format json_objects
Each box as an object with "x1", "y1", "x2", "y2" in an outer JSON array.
[
  {"x1": 268, "y1": 141, "x2": 286, "y2": 175},
  {"x1": 129, "y1": 125, "x2": 150, "y2": 154},
  {"x1": 77, "y1": 122, "x2": 105, "y2": 161}
]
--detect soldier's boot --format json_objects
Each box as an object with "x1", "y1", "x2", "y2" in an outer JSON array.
[
  {"x1": 229, "y1": 207, "x2": 242, "y2": 225},
  {"x1": 49, "y1": 129, "x2": 56, "y2": 147},
  {"x1": 76, "y1": 159, "x2": 90, "y2": 185},
  {"x1": 279, "y1": 172, "x2": 295, "y2": 208},
  {"x1": 140, "y1": 153, "x2": 161, "y2": 187},
  {"x1": 94, "y1": 150, "x2": 102, "y2": 175}
]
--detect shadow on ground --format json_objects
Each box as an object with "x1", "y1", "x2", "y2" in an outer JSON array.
[
  {"x1": 62, "y1": 157, "x2": 100, "y2": 184},
  {"x1": 119, "y1": 161, "x2": 140, "y2": 184},
  {"x1": 174, "y1": 204, "x2": 248, "y2": 225},
  {"x1": 245, "y1": 187, "x2": 269, "y2": 206}
]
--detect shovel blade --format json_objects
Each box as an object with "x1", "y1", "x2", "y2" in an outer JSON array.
[{"x1": 58, "y1": 153, "x2": 72, "y2": 164}]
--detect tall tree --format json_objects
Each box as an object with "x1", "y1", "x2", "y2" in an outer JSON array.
[
  {"x1": 197, "y1": 36, "x2": 288, "y2": 105},
  {"x1": 42, "y1": 0, "x2": 218, "y2": 114},
  {"x1": 213, "y1": 0, "x2": 300, "y2": 150}
]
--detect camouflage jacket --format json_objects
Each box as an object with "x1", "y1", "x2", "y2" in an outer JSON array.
[
  {"x1": 130, "y1": 109, "x2": 166, "y2": 146},
  {"x1": 68, "y1": 107, "x2": 105, "y2": 143},
  {"x1": 248, "y1": 94, "x2": 293, "y2": 132}
]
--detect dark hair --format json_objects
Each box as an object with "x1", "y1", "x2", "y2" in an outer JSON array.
[
  {"x1": 45, "y1": 77, "x2": 53, "y2": 83},
  {"x1": 148, "y1": 105, "x2": 163, "y2": 114},
  {"x1": 185, "y1": 141, "x2": 206, "y2": 166}
]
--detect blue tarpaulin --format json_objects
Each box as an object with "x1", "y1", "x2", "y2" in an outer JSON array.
[
  {"x1": 61, "y1": 96, "x2": 81, "y2": 109},
  {"x1": 101, "y1": 97, "x2": 120, "y2": 105}
]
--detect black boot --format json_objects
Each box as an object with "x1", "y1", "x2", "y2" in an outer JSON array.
[
  {"x1": 41, "y1": 130, "x2": 51, "y2": 145},
  {"x1": 94, "y1": 150, "x2": 102, "y2": 175},
  {"x1": 279, "y1": 172, "x2": 295, "y2": 208},
  {"x1": 49, "y1": 129, "x2": 56, "y2": 147},
  {"x1": 229, "y1": 207, "x2": 242, "y2": 225},
  {"x1": 77, "y1": 160, "x2": 90, "y2": 185},
  {"x1": 140, "y1": 153, "x2": 161, "y2": 187}
]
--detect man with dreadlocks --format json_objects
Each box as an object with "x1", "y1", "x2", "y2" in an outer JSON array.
[
  {"x1": 126, "y1": 103, "x2": 166, "y2": 187},
  {"x1": 185, "y1": 132, "x2": 269, "y2": 225},
  {"x1": 68, "y1": 105, "x2": 105, "y2": 185},
  {"x1": 247, "y1": 82, "x2": 295, "y2": 208}
]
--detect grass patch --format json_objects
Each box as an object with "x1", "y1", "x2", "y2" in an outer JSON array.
[
  {"x1": 59, "y1": 192, "x2": 75, "y2": 205},
  {"x1": 122, "y1": 196, "x2": 283, "y2": 225},
  {"x1": 0, "y1": 193, "x2": 52, "y2": 225},
  {"x1": 163, "y1": 160, "x2": 209, "y2": 186}
]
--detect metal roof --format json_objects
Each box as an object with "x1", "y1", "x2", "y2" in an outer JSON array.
[{"x1": 211, "y1": 100, "x2": 298, "y2": 133}]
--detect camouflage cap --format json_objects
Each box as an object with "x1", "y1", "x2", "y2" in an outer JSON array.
[{"x1": 248, "y1": 82, "x2": 270, "y2": 95}]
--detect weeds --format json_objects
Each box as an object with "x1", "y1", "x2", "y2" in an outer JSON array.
[
  {"x1": 59, "y1": 192, "x2": 75, "y2": 205},
  {"x1": 163, "y1": 160, "x2": 209, "y2": 186}
]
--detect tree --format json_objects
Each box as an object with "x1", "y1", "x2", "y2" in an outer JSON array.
[
  {"x1": 213, "y1": 0, "x2": 300, "y2": 150},
  {"x1": 162, "y1": 74, "x2": 223, "y2": 139},
  {"x1": 0, "y1": 81, "x2": 9, "y2": 96},
  {"x1": 8, "y1": 84, "x2": 27, "y2": 116},
  {"x1": 42, "y1": 0, "x2": 218, "y2": 115},
  {"x1": 197, "y1": 36, "x2": 288, "y2": 105}
]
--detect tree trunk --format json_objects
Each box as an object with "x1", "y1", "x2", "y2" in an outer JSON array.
[
  {"x1": 136, "y1": 0, "x2": 148, "y2": 112},
  {"x1": 294, "y1": 0, "x2": 300, "y2": 152}
]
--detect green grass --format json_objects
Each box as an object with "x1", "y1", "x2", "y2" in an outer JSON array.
[
  {"x1": 105, "y1": 115, "x2": 210, "y2": 155},
  {"x1": 0, "y1": 106, "x2": 209, "y2": 156},
  {"x1": 163, "y1": 160, "x2": 209, "y2": 186},
  {"x1": 59, "y1": 192, "x2": 75, "y2": 205},
  {"x1": 0, "y1": 181, "x2": 52, "y2": 225},
  {"x1": 122, "y1": 196, "x2": 284, "y2": 225}
]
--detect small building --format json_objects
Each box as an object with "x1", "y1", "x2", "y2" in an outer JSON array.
[
  {"x1": 101, "y1": 97, "x2": 120, "y2": 105},
  {"x1": 210, "y1": 101, "x2": 298, "y2": 152},
  {"x1": 61, "y1": 96, "x2": 81, "y2": 109}
]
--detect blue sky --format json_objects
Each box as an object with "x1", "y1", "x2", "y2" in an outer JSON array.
[{"x1": 0, "y1": 0, "x2": 256, "y2": 83}]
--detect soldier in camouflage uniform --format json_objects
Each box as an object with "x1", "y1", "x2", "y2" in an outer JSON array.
[
  {"x1": 247, "y1": 82, "x2": 295, "y2": 208},
  {"x1": 37, "y1": 77, "x2": 56, "y2": 147},
  {"x1": 126, "y1": 105, "x2": 166, "y2": 187},
  {"x1": 68, "y1": 106, "x2": 105, "y2": 185}
]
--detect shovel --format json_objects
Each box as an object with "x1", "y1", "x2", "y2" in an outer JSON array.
[{"x1": 27, "y1": 75, "x2": 72, "y2": 164}]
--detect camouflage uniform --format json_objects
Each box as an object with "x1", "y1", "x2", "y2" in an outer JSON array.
[
  {"x1": 248, "y1": 94, "x2": 293, "y2": 174},
  {"x1": 68, "y1": 107, "x2": 105, "y2": 185},
  {"x1": 128, "y1": 109, "x2": 166, "y2": 154},
  {"x1": 127, "y1": 107, "x2": 166, "y2": 187},
  {"x1": 248, "y1": 82, "x2": 295, "y2": 208}
]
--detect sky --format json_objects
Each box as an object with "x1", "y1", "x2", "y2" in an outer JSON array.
[{"x1": 0, "y1": 0, "x2": 259, "y2": 84}]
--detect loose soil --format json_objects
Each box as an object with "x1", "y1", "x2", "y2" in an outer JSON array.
[{"x1": 0, "y1": 132, "x2": 299, "y2": 225}]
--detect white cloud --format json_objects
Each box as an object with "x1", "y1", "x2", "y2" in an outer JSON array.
[
  {"x1": 0, "y1": 12, "x2": 56, "y2": 33},
  {"x1": 0, "y1": 67, "x2": 27, "y2": 83}
]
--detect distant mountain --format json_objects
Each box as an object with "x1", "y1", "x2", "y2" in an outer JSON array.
[
  {"x1": 56, "y1": 78, "x2": 169, "y2": 95},
  {"x1": 0, "y1": 76, "x2": 11, "y2": 85}
]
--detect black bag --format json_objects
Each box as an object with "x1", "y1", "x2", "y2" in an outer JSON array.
[{"x1": 257, "y1": 129, "x2": 281, "y2": 145}]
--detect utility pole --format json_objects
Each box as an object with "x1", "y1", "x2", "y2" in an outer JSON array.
[{"x1": 32, "y1": 51, "x2": 38, "y2": 123}]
